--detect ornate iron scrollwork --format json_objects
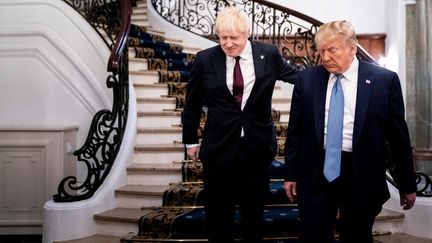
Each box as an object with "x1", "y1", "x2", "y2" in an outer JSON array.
[
  {"x1": 54, "y1": 0, "x2": 130, "y2": 202},
  {"x1": 151, "y1": 0, "x2": 321, "y2": 69}
]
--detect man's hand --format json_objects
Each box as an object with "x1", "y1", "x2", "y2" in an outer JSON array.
[
  {"x1": 187, "y1": 146, "x2": 200, "y2": 162},
  {"x1": 284, "y1": 181, "x2": 297, "y2": 203},
  {"x1": 400, "y1": 192, "x2": 416, "y2": 210}
]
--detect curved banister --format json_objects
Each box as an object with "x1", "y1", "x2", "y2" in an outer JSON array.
[
  {"x1": 108, "y1": 0, "x2": 131, "y2": 71},
  {"x1": 151, "y1": 0, "x2": 376, "y2": 69},
  {"x1": 253, "y1": 0, "x2": 322, "y2": 26},
  {"x1": 53, "y1": 0, "x2": 131, "y2": 202}
]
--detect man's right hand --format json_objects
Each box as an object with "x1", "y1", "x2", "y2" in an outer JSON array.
[
  {"x1": 284, "y1": 181, "x2": 297, "y2": 203},
  {"x1": 187, "y1": 146, "x2": 200, "y2": 161}
]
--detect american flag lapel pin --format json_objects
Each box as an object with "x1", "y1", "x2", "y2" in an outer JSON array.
[{"x1": 366, "y1": 79, "x2": 371, "y2": 84}]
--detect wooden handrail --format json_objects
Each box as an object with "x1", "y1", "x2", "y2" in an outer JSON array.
[{"x1": 108, "y1": 0, "x2": 131, "y2": 72}]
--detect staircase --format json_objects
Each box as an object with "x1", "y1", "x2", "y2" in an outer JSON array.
[{"x1": 55, "y1": 1, "x2": 407, "y2": 242}]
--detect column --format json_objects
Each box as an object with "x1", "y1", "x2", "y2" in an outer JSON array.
[{"x1": 413, "y1": 0, "x2": 432, "y2": 174}]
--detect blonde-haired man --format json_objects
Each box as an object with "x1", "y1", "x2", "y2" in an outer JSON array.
[
  {"x1": 283, "y1": 20, "x2": 416, "y2": 243},
  {"x1": 182, "y1": 6, "x2": 299, "y2": 243}
]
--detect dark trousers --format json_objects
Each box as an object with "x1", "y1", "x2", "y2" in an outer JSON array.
[
  {"x1": 298, "y1": 152, "x2": 382, "y2": 243},
  {"x1": 202, "y1": 139, "x2": 271, "y2": 243}
]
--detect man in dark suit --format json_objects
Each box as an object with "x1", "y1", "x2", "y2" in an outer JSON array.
[
  {"x1": 283, "y1": 20, "x2": 417, "y2": 243},
  {"x1": 182, "y1": 6, "x2": 298, "y2": 243}
]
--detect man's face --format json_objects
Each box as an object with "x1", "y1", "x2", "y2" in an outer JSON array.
[
  {"x1": 317, "y1": 34, "x2": 356, "y2": 74},
  {"x1": 219, "y1": 30, "x2": 249, "y2": 57}
]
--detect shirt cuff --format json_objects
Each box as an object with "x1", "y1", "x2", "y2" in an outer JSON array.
[{"x1": 185, "y1": 143, "x2": 200, "y2": 148}]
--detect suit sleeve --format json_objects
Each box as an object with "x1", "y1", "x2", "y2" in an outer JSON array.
[
  {"x1": 387, "y1": 73, "x2": 417, "y2": 194},
  {"x1": 182, "y1": 53, "x2": 204, "y2": 145},
  {"x1": 284, "y1": 75, "x2": 302, "y2": 181},
  {"x1": 275, "y1": 47, "x2": 300, "y2": 84}
]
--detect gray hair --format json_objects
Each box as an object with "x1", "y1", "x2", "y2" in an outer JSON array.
[
  {"x1": 315, "y1": 20, "x2": 358, "y2": 46},
  {"x1": 215, "y1": 6, "x2": 251, "y2": 35}
]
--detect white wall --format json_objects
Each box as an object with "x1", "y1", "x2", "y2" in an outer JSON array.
[
  {"x1": 268, "y1": 0, "x2": 386, "y2": 34},
  {"x1": 0, "y1": 0, "x2": 112, "y2": 145}
]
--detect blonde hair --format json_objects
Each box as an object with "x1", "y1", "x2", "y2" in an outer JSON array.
[
  {"x1": 315, "y1": 20, "x2": 358, "y2": 46},
  {"x1": 215, "y1": 6, "x2": 251, "y2": 35}
]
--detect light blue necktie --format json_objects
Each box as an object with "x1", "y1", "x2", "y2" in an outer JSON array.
[{"x1": 324, "y1": 74, "x2": 344, "y2": 182}]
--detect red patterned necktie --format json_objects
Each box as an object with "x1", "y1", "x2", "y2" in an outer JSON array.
[{"x1": 233, "y1": 56, "x2": 244, "y2": 107}]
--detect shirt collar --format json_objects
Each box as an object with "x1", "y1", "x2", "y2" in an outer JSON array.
[
  {"x1": 229, "y1": 40, "x2": 252, "y2": 61},
  {"x1": 330, "y1": 57, "x2": 359, "y2": 82}
]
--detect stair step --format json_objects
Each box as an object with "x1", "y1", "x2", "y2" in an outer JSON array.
[
  {"x1": 129, "y1": 58, "x2": 149, "y2": 72},
  {"x1": 133, "y1": 83, "x2": 168, "y2": 98},
  {"x1": 373, "y1": 208, "x2": 405, "y2": 233},
  {"x1": 131, "y1": 13, "x2": 148, "y2": 22},
  {"x1": 115, "y1": 184, "x2": 171, "y2": 208},
  {"x1": 129, "y1": 69, "x2": 161, "y2": 84},
  {"x1": 126, "y1": 162, "x2": 183, "y2": 185},
  {"x1": 53, "y1": 234, "x2": 122, "y2": 243},
  {"x1": 136, "y1": 127, "x2": 182, "y2": 144},
  {"x1": 272, "y1": 97, "x2": 291, "y2": 111},
  {"x1": 132, "y1": 7, "x2": 146, "y2": 14},
  {"x1": 131, "y1": 20, "x2": 150, "y2": 27},
  {"x1": 94, "y1": 208, "x2": 153, "y2": 235},
  {"x1": 134, "y1": 143, "x2": 185, "y2": 164},
  {"x1": 137, "y1": 111, "x2": 182, "y2": 128},
  {"x1": 135, "y1": 0, "x2": 147, "y2": 8},
  {"x1": 116, "y1": 184, "x2": 170, "y2": 196},
  {"x1": 137, "y1": 97, "x2": 177, "y2": 112}
]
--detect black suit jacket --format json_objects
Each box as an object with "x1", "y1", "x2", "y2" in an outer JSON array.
[
  {"x1": 182, "y1": 41, "x2": 298, "y2": 168},
  {"x1": 284, "y1": 61, "x2": 417, "y2": 208}
]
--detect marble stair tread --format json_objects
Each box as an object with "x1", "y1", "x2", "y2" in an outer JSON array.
[
  {"x1": 273, "y1": 97, "x2": 292, "y2": 103},
  {"x1": 134, "y1": 142, "x2": 185, "y2": 151},
  {"x1": 53, "y1": 234, "x2": 122, "y2": 243},
  {"x1": 373, "y1": 233, "x2": 432, "y2": 243},
  {"x1": 137, "y1": 110, "x2": 182, "y2": 117},
  {"x1": 132, "y1": 6, "x2": 147, "y2": 14},
  {"x1": 375, "y1": 208, "x2": 405, "y2": 221},
  {"x1": 137, "y1": 97, "x2": 177, "y2": 103},
  {"x1": 133, "y1": 82, "x2": 167, "y2": 88},
  {"x1": 94, "y1": 207, "x2": 153, "y2": 223},
  {"x1": 115, "y1": 184, "x2": 171, "y2": 196},
  {"x1": 137, "y1": 127, "x2": 182, "y2": 133},
  {"x1": 131, "y1": 13, "x2": 148, "y2": 20},
  {"x1": 127, "y1": 162, "x2": 182, "y2": 173}
]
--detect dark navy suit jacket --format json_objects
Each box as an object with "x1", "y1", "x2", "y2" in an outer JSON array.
[
  {"x1": 182, "y1": 41, "x2": 298, "y2": 170},
  {"x1": 284, "y1": 60, "x2": 417, "y2": 208}
]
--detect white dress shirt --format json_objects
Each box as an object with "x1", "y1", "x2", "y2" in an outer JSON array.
[
  {"x1": 324, "y1": 57, "x2": 359, "y2": 152},
  {"x1": 226, "y1": 41, "x2": 255, "y2": 110},
  {"x1": 186, "y1": 41, "x2": 255, "y2": 148}
]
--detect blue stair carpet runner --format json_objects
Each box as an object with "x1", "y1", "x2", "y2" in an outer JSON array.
[
  {"x1": 129, "y1": 24, "x2": 193, "y2": 83},
  {"x1": 122, "y1": 158, "x2": 302, "y2": 242}
]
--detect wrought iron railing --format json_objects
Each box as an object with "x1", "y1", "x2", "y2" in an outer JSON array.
[
  {"x1": 53, "y1": 0, "x2": 131, "y2": 202},
  {"x1": 150, "y1": 0, "x2": 376, "y2": 69},
  {"x1": 150, "y1": 0, "x2": 431, "y2": 196}
]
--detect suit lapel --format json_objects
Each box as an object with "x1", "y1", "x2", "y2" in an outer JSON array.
[
  {"x1": 251, "y1": 42, "x2": 265, "y2": 81},
  {"x1": 243, "y1": 41, "x2": 264, "y2": 110},
  {"x1": 353, "y1": 62, "x2": 373, "y2": 149},
  {"x1": 212, "y1": 47, "x2": 231, "y2": 97},
  {"x1": 315, "y1": 68, "x2": 330, "y2": 148}
]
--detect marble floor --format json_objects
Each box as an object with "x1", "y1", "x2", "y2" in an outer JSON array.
[{"x1": 1, "y1": 233, "x2": 432, "y2": 243}]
